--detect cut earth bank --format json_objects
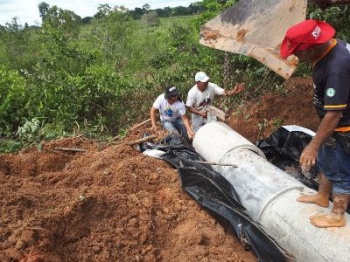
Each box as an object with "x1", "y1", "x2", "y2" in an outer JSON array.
[{"x1": 0, "y1": 77, "x2": 319, "y2": 261}]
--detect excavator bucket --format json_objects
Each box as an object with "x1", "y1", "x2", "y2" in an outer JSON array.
[{"x1": 199, "y1": 0, "x2": 308, "y2": 79}]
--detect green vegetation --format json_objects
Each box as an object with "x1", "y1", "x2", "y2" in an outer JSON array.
[{"x1": 0, "y1": 1, "x2": 349, "y2": 152}]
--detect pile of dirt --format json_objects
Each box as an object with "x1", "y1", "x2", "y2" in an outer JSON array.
[
  {"x1": 227, "y1": 77, "x2": 319, "y2": 142},
  {"x1": 0, "y1": 77, "x2": 319, "y2": 262}
]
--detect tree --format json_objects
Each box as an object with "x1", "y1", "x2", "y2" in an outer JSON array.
[
  {"x1": 131, "y1": 7, "x2": 145, "y2": 19},
  {"x1": 81, "y1": 16, "x2": 93, "y2": 24},
  {"x1": 94, "y1": 4, "x2": 112, "y2": 19},
  {"x1": 41, "y1": 5, "x2": 81, "y2": 37},
  {"x1": 4, "y1": 17, "x2": 22, "y2": 32},
  {"x1": 143, "y1": 4, "x2": 151, "y2": 11},
  {"x1": 38, "y1": 2, "x2": 50, "y2": 22}
]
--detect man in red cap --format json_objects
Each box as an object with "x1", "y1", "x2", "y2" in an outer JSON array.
[{"x1": 280, "y1": 20, "x2": 350, "y2": 228}]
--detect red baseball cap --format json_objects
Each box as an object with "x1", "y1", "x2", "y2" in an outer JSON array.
[{"x1": 280, "y1": 20, "x2": 335, "y2": 59}]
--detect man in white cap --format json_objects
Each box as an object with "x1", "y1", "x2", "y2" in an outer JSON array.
[
  {"x1": 185, "y1": 71, "x2": 245, "y2": 132},
  {"x1": 280, "y1": 19, "x2": 350, "y2": 228}
]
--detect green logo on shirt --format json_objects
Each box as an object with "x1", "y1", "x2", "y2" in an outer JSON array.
[{"x1": 326, "y1": 88, "x2": 335, "y2": 97}]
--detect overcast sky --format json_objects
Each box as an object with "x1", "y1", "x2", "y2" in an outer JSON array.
[{"x1": 0, "y1": 0, "x2": 196, "y2": 26}]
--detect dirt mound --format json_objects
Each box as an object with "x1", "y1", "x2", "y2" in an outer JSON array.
[
  {"x1": 228, "y1": 77, "x2": 319, "y2": 142},
  {"x1": 0, "y1": 77, "x2": 318, "y2": 262}
]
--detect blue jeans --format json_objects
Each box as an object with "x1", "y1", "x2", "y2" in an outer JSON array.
[
  {"x1": 317, "y1": 141, "x2": 350, "y2": 194},
  {"x1": 191, "y1": 113, "x2": 206, "y2": 132},
  {"x1": 161, "y1": 117, "x2": 188, "y2": 139}
]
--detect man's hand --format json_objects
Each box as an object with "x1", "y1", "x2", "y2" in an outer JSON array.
[
  {"x1": 227, "y1": 83, "x2": 245, "y2": 96},
  {"x1": 200, "y1": 111, "x2": 207, "y2": 118},
  {"x1": 187, "y1": 106, "x2": 207, "y2": 119},
  {"x1": 300, "y1": 143, "x2": 318, "y2": 171},
  {"x1": 188, "y1": 129, "x2": 195, "y2": 139},
  {"x1": 300, "y1": 110, "x2": 342, "y2": 171}
]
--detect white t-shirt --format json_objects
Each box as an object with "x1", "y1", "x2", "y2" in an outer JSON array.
[
  {"x1": 186, "y1": 82, "x2": 224, "y2": 112},
  {"x1": 153, "y1": 94, "x2": 186, "y2": 121}
]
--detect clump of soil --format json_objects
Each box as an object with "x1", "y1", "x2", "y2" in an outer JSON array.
[{"x1": 0, "y1": 77, "x2": 318, "y2": 262}]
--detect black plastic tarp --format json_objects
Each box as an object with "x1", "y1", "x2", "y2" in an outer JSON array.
[
  {"x1": 257, "y1": 126, "x2": 319, "y2": 190},
  {"x1": 140, "y1": 134, "x2": 292, "y2": 262}
]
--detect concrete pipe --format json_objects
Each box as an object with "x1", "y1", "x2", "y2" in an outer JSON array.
[{"x1": 193, "y1": 122, "x2": 350, "y2": 262}]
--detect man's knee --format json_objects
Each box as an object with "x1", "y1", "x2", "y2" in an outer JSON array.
[{"x1": 162, "y1": 121, "x2": 177, "y2": 133}]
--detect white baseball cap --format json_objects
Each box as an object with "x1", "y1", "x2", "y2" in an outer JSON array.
[{"x1": 195, "y1": 71, "x2": 210, "y2": 82}]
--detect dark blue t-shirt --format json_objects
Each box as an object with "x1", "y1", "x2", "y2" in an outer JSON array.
[{"x1": 312, "y1": 39, "x2": 350, "y2": 129}]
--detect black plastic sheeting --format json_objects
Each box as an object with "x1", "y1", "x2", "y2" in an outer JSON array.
[
  {"x1": 140, "y1": 134, "x2": 293, "y2": 262},
  {"x1": 257, "y1": 126, "x2": 319, "y2": 190}
]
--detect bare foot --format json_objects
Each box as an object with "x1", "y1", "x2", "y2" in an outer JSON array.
[
  {"x1": 297, "y1": 194, "x2": 329, "y2": 208},
  {"x1": 310, "y1": 214, "x2": 346, "y2": 228}
]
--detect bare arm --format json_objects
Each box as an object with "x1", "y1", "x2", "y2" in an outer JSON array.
[
  {"x1": 187, "y1": 106, "x2": 207, "y2": 118},
  {"x1": 223, "y1": 83, "x2": 245, "y2": 96},
  {"x1": 150, "y1": 106, "x2": 159, "y2": 130},
  {"x1": 300, "y1": 111, "x2": 342, "y2": 169},
  {"x1": 181, "y1": 115, "x2": 195, "y2": 139}
]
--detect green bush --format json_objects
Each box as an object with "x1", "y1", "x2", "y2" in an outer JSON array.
[{"x1": 0, "y1": 66, "x2": 28, "y2": 136}]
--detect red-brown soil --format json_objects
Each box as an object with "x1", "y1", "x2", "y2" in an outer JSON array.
[{"x1": 0, "y1": 77, "x2": 319, "y2": 262}]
